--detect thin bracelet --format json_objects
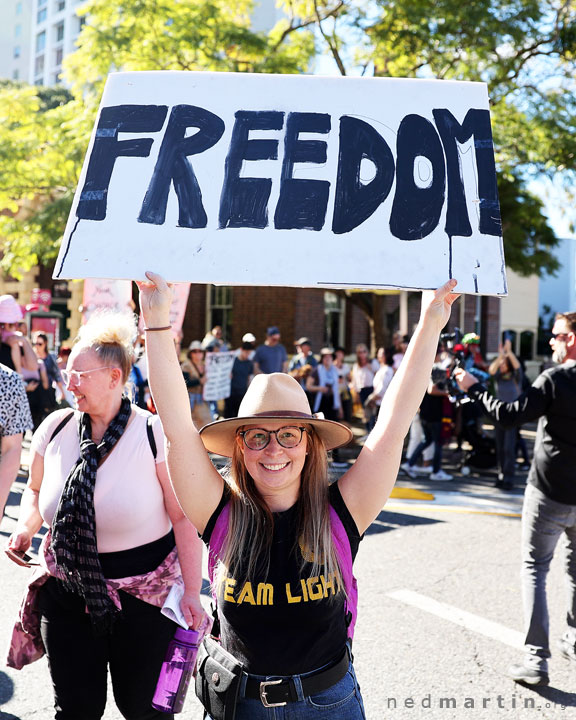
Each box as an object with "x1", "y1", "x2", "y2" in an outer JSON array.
[{"x1": 144, "y1": 326, "x2": 172, "y2": 332}]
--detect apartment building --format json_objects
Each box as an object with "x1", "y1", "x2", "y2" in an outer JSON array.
[{"x1": 0, "y1": 0, "x2": 86, "y2": 86}]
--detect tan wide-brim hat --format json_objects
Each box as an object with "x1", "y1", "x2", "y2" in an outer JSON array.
[{"x1": 199, "y1": 373, "x2": 352, "y2": 457}]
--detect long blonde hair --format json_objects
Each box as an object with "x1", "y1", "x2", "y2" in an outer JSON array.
[{"x1": 214, "y1": 427, "x2": 343, "y2": 594}]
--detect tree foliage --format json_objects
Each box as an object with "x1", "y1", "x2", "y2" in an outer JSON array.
[
  {"x1": 0, "y1": 0, "x2": 573, "y2": 278},
  {"x1": 289, "y1": 0, "x2": 576, "y2": 275},
  {"x1": 0, "y1": 0, "x2": 315, "y2": 276}
]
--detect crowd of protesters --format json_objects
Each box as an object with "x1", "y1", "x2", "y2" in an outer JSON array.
[
  {"x1": 1, "y1": 285, "x2": 575, "y2": 718},
  {"x1": 0, "y1": 289, "x2": 539, "y2": 492}
]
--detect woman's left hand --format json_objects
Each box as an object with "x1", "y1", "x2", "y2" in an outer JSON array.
[
  {"x1": 419, "y1": 279, "x2": 460, "y2": 333},
  {"x1": 179, "y1": 590, "x2": 206, "y2": 630}
]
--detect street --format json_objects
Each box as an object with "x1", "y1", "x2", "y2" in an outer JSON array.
[{"x1": 1, "y1": 434, "x2": 575, "y2": 719}]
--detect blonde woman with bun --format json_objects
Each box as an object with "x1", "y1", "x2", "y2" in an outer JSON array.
[{"x1": 7, "y1": 311, "x2": 206, "y2": 720}]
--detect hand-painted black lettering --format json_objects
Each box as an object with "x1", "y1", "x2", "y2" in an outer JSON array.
[
  {"x1": 435, "y1": 108, "x2": 501, "y2": 237},
  {"x1": 77, "y1": 105, "x2": 168, "y2": 221},
  {"x1": 433, "y1": 108, "x2": 501, "y2": 238},
  {"x1": 432, "y1": 109, "x2": 473, "y2": 239},
  {"x1": 274, "y1": 112, "x2": 331, "y2": 231},
  {"x1": 219, "y1": 111, "x2": 284, "y2": 229},
  {"x1": 332, "y1": 116, "x2": 395, "y2": 234},
  {"x1": 390, "y1": 114, "x2": 445, "y2": 240},
  {"x1": 138, "y1": 105, "x2": 225, "y2": 228}
]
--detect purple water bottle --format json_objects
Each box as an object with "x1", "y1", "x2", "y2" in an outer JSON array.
[{"x1": 152, "y1": 627, "x2": 200, "y2": 713}]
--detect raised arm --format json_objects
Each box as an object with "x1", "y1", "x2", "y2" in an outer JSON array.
[
  {"x1": 504, "y1": 339, "x2": 521, "y2": 370},
  {"x1": 339, "y1": 279, "x2": 459, "y2": 534},
  {"x1": 488, "y1": 347, "x2": 504, "y2": 375},
  {"x1": 137, "y1": 272, "x2": 223, "y2": 533}
]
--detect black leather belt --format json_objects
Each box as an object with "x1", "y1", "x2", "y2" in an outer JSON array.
[{"x1": 244, "y1": 649, "x2": 350, "y2": 708}]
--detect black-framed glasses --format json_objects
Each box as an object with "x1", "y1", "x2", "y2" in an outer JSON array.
[
  {"x1": 238, "y1": 426, "x2": 306, "y2": 451},
  {"x1": 551, "y1": 332, "x2": 569, "y2": 340}
]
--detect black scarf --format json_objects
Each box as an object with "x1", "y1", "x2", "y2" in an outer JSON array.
[{"x1": 50, "y1": 396, "x2": 132, "y2": 633}]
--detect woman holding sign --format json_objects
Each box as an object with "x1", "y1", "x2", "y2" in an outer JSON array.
[{"x1": 138, "y1": 272, "x2": 458, "y2": 720}]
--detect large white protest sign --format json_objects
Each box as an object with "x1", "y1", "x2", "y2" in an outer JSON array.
[
  {"x1": 54, "y1": 71, "x2": 506, "y2": 295},
  {"x1": 204, "y1": 351, "x2": 235, "y2": 402}
]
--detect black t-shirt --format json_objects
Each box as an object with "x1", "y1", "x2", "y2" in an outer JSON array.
[
  {"x1": 202, "y1": 482, "x2": 361, "y2": 675},
  {"x1": 419, "y1": 390, "x2": 444, "y2": 422},
  {"x1": 468, "y1": 361, "x2": 576, "y2": 505},
  {"x1": 0, "y1": 343, "x2": 15, "y2": 370},
  {"x1": 230, "y1": 358, "x2": 254, "y2": 396}
]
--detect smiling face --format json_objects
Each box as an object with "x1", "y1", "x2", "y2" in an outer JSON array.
[
  {"x1": 236, "y1": 421, "x2": 308, "y2": 510},
  {"x1": 66, "y1": 347, "x2": 120, "y2": 414}
]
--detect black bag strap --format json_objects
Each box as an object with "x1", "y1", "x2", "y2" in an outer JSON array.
[
  {"x1": 49, "y1": 408, "x2": 157, "y2": 459},
  {"x1": 146, "y1": 414, "x2": 157, "y2": 459},
  {"x1": 49, "y1": 411, "x2": 74, "y2": 442}
]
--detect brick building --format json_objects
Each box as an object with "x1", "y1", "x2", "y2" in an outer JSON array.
[{"x1": 2, "y1": 263, "x2": 501, "y2": 361}]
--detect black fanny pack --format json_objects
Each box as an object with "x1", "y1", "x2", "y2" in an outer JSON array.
[
  {"x1": 195, "y1": 637, "x2": 350, "y2": 718},
  {"x1": 195, "y1": 636, "x2": 243, "y2": 720}
]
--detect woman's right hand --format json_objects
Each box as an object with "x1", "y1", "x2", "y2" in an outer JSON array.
[
  {"x1": 136, "y1": 271, "x2": 173, "y2": 328},
  {"x1": 7, "y1": 528, "x2": 32, "y2": 554}
]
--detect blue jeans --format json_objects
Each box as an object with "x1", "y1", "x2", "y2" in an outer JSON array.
[
  {"x1": 521, "y1": 484, "x2": 576, "y2": 671},
  {"x1": 408, "y1": 419, "x2": 442, "y2": 473},
  {"x1": 207, "y1": 660, "x2": 365, "y2": 719},
  {"x1": 494, "y1": 424, "x2": 517, "y2": 483}
]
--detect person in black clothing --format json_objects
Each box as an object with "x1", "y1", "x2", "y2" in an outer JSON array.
[
  {"x1": 224, "y1": 343, "x2": 254, "y2": 418},
  {"x1": 455, "y1": 311, "x2": 576, "y2": 687},
  {"x1": 401, "y1": 349, "x2": 453, "y2": 482}
]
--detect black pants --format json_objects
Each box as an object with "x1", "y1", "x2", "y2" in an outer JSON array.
[{"x1": 39, "y1": 578, "x2": 176, "y2": 720}]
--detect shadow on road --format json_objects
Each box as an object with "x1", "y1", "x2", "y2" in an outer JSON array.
[
  {"x1": 526, "y1": 684, "x2": 576, "y2": 707},
  {"x1": 0, "y1": 670, "x2": 16, "y2": 707},
  {"x1": 365, "y1": 510, "x2": 443, "y2": 535}
]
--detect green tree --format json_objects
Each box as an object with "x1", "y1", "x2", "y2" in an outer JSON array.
[
  {"x1": 273, "y1": 0, "x2": 572, "y2": 348},
  {"x1": 283, "y1": 0, "x2": 576, "y2": 275},
  {"x1": 0, "y1": 0, "x2": 315, "y2": 277},
  {"x1": 1, "y1": 0, "x2": 571, "y2": 283}
]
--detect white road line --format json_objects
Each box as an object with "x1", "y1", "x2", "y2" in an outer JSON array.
[
  {"x1": 387, "y1": 589, "x2": 524, "y2": 650},
  {"x1": 387, "y1": 489, "x2": 523, "y2": 517}
]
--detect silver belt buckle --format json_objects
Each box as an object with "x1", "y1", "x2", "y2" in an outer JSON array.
[{"x1": 259, "y1": 678, "x2": 287, "y2": 707}]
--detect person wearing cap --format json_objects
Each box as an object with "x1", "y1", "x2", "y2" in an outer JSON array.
[
  {"x1": 202, "y1": 325, "x2": 229, "y2": 352},
  {"x1": 290, "y1": 338, "x2": 318, "y2": 377},
  {"x1": 289, "y1": 337, "x2": 318, "y2": 407},
  {"x1": 253, "y1": 326, "x2": 288, "y2": 375},
  {"x1": 234, "y1": 333, "x2": 256, "y2": 361},
  {"x1": 462, "y1": 332, "x2": 489, "y2": 374},
  {"x1": 0, "y1": 294, "x2": 37, "y2": 374},
  {"x1": 138, "y1": 272, "x2": 458, "y2": 719}
]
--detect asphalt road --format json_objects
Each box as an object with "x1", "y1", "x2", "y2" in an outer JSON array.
[{"x1": 1, "y1": 429, "x2": 575, "y2": 719}]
